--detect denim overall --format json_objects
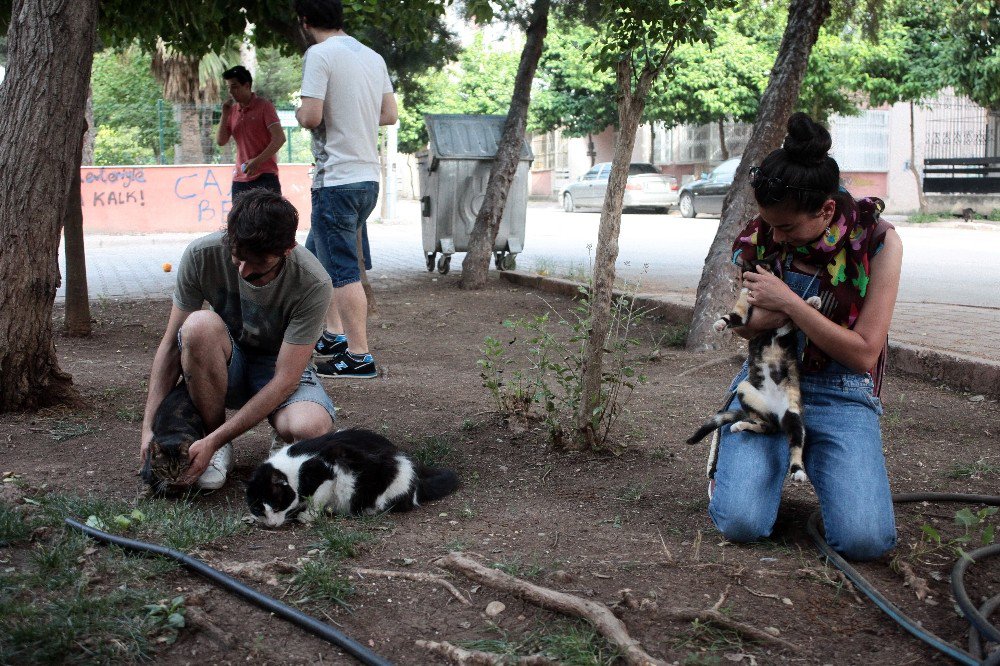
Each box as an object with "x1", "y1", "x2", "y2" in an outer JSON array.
[{"x1": 707, "y1": 266, "x2": 897, "y2": 561}]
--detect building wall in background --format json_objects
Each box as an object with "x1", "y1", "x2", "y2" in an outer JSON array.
[{"x1": 80, "y1": 164, "x2": 313, "y2": 233}]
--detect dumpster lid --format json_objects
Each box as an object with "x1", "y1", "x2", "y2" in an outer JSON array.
[{"x1": 424, "y1": 114, "x2": 533, "y2": 161}]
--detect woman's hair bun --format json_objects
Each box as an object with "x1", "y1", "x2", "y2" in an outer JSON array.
[{"x1": 782, "y1": 112, "x2": 831, "y2": 166}]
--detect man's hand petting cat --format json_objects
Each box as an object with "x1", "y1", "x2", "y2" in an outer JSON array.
[
  {"x1": 743, "y1": 264, "x2": 797, "y2": 312},
  {"x1": 179, "y1": 438, "x2": 217, "y2": 486}
]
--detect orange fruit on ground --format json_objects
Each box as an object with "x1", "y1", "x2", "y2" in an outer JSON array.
[{"x1": 162, "y1": 263, "x2": 172, "y2": 272}]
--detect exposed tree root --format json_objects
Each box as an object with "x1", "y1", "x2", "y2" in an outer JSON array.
[
  {"x1": 666, "y1": 587, "x2": 800, "y2": 652},
  {"x1": 415, "y1": 639, "x2": 557, "y2": 665},
  {"x1": 436, "y1": 552, "x2": 666, "y2": 666},
  {"x1": 350, "y1": 567, "x2": 470, "y2": 605}
]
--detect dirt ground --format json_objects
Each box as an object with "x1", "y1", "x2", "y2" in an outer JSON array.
[{"x1": 2, "y1": 273, "x2": 998, "y2": 665}]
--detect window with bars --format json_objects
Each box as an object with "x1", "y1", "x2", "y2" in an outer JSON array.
[{"x1": 829, "y1": 111, "x2": 889, "y2": 171}]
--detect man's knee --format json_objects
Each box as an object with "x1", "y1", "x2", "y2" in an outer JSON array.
[
  {"x1": 273, "y1": 402, "x2": 333, "y2": 442},
  {"x1": 179, "y1": 310, "x2": 227, "y2": 348}
]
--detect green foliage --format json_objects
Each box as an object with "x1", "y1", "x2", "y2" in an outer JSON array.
[
  {"x1": 856, "y1": 0, "x2": 950, "y2": 108},
  {"x1": 91, "y1": 47, "x2": 175, "y2": 158},
  {"x1": 946, "y1": 0, "x2": 1000, "y2": 110},
  {"x1": 143, "y1": 595, "x2": 187, "y2": 646},
  {"x1": 94, "y1": 126, "x2": 156, "y2": 166},
  {"x1": 398, "y1": 34, "x2": 520, "y2": 154},
  {"x1": 532, "y1": 22, "x2": 617, "y2": 137},
  {"x1": 311, "y1": 519, "x2": 374, "y2": 559},
  {"x1": 411, "y1": 434, "x2": 455, "y2": 467},
  {"x1": 912, "y1": 506, "x2": 999, "y2": 564},
  {"x1": 290, "y1": 558, "x2": 355, "y2": 609},
  {"x1": 462, "y1": 619, "x2": 621, "y2": 665},
  {"x1": 479, "y1": 287, "x2": 648, "y2": 451},
  {"x1": 798, "y1": 31, "x2": 861, "y2": 123},
  {"x1": 649, "y1": 16, "x2": 771, "y2": 128},
  {"x1": 0, "y1": 501, "x2": 32, "y2": 546},
  {"x1": 0, "y1": 495, "x2": 182, "y2": 663}
]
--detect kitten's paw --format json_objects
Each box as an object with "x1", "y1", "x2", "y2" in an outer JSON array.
[
  {"x1": 730, "y1": 421, "x2": 752, "y2": 433},
  {"x1": 296, "y1": 510, "x2": 318, "y2": 524},
  {"x1": 805, "y1": 296, "x2": 822, "y2": 309},
  {"x1": 789, "y1": 469, "x2": 809, "y2": 483},
  {"x1": 713, "y1": 318, "x2": 728, "y2": 332}
]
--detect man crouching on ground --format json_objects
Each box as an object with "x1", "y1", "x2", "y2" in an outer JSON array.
[{"x1": 139, "y1": 189, "x2": 335, "y2": 490}]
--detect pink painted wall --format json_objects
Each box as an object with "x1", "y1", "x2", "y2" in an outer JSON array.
[
  {"x1": 81, "y1": 164, "x2": 314, "y2": 233},
  {"x1": 530, "y1": 169, "x2": 553, "y2": 196},
  {"x1": 841, "y1": 171, "x2": 888, "y2": 200}
]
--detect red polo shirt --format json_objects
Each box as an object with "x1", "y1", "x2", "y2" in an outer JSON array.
[{"x1": 227, "y1": 94, "x2": 281, "y2": 182}]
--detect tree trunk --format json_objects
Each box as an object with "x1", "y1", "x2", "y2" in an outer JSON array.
[
  {"x1": 82, "y1": 87, "x2": 96, "y2": 165},
  {"x1": 0, "y1": 0, "x2": 97, "y2": 412},
  {"x1": 175, "y1": 103, "x2": 204, "y2": 164},
  {"x1": 909, "y1": 102, "x2": 927, "y2": 213},
  {"x1": 575, "y1": 57, "x2": 657, "y2": 448},
  {"x1": 686, "y1": 0, "x2": 831, "y2": 350},
  {"x1": 459, "y1": 0, "x2": 549, "y2": 290},
  {"x1": 64, "y1": 124, "x2": 91, "y2": 337},
  {"x1": 718, "y1": 119, "x2": 729, "y2": 160}
]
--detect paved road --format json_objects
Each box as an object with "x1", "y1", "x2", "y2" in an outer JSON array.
[{"x1": 58, "y1": 199, "x2": 1000, "y2": 360}]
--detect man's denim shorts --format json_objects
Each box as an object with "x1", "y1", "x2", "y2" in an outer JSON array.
[
  {"x1": 309, "y1": 181, "x2": 379, "y2": 287},
  {"x1": 225, "y1": 341, "x2": 336, "y2": 422}
]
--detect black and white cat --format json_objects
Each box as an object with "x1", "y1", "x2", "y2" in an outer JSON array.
[
  {"x1": 246, "y1": 428, "x2": 459, "y2": 527},
  {"x1": 687, "y1": 276, "x2": 822, "y2": 482}
]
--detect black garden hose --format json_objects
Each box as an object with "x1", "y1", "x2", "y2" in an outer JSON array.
[
  {"x1": 808, "y1": 493, "x2": 1000, "y2": 665},
  {"x1": 65, "y1": 518, "x2": 394, "y2": 666}
]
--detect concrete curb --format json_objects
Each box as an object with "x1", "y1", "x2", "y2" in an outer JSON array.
[{"x1": 499, "y1": 270, "x2": 1000, "y2": 399}]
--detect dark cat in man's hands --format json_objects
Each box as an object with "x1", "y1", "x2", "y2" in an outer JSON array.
[
  {"x1": 687, "y1": 271, "x2": 822, "y2": 482},
  {"x1": 246, "y1": 428, "x2": 459, "y2": 527},
  {"x1": 140, "y1": 382, "x2": 205, "y2": 494}
]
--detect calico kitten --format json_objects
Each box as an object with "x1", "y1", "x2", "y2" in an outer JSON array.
[
  {"x1": 687, "y1": 276, "x2": 822, "y2": 482},
  {"x1": 140, "y1": 382, "x2": 205, "y2": 494},
  {"x1": 246, "y1": 428, "x2": 459, "y2": 527}
]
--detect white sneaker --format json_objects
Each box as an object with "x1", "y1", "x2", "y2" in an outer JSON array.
[{"x1": 197, "y1": 442, "x2": 233, "y2": 491}]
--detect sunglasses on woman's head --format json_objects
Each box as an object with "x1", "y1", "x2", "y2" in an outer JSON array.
[{"x1": 748, "y1": 166, "x2": 824, "y2": 201}]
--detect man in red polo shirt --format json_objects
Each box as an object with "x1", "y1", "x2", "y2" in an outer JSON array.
[{"x1": 217, "y1": 65, "x2": 286, "y2": 199}]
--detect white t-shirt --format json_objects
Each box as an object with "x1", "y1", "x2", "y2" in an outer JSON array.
[{"x1": 300, "y1": 35, "x2": 393, "y2": 188}]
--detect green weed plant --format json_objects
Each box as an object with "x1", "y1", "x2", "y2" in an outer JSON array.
[{"x1": 478, "y1": 284, "x2": 647, "y2": 450}]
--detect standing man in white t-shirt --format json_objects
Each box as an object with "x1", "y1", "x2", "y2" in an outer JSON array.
[{"x1": 294, "y1": 0, "x2": 398, "y2": 379}]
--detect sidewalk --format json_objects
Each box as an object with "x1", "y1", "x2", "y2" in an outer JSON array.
[{"x1": 59, "y1": 217, "x2": 1000, "y2": 399}]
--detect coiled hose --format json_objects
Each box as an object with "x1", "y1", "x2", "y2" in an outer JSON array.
[
  {"x1": 65, "y1": 518, "x2": 394, "y2": 666},
  {"x1": 807, "y1": 493, "x2": 1000, "y2": 665}
]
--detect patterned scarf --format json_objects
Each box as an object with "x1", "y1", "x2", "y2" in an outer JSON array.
[{"x1": 731, "y1": 195, "x2": 893, "y2": 388}]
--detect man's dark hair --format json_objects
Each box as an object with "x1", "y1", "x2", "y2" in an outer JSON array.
[
  {"x1": 222, "y1": 65, "x2": 253, "y2": 86},
  {"x1": 294, "y1": 0, "x2": 345, "y2": 30},
  {"x1": 224, "y1": 190, "x2": 298, "y2": 258}
]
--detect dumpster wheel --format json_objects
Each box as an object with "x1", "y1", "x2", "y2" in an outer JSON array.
[
  {"x1": 495, "y1": 252, "x2": 517, "y2": 271},
  {"x1": 437, "y1": 254, "x2": 451, "y2": 275}
]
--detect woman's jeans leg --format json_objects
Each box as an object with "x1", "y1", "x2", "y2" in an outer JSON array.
[{"x1": 708, "y1": 374, "x2": 896, "y2": 561}]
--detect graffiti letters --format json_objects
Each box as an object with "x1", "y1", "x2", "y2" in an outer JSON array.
[
  {"x1": 92, "y1": 190, "x2": 145, "y2": 207},
  {"x1": 173, "y1": 168, "x2": 231, "y2": 224},
  {"x1": 82, "y1": 167, "x2": 146, "y2": 189}
]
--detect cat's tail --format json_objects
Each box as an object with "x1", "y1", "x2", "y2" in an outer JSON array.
[
  {"x1": 415, "y1": 463, "x2": 460, "y2": 504},
  {"x1": 686, "y1": 411, "x2": 743, "y2": 444}
]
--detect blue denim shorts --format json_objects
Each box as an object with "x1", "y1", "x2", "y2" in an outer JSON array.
[
  {"x1": 225, "y1": 341, "x2": 336, "y2": 422},
  {"x1": 309, "y1": 182, "x2": 378, "y2": 287}
]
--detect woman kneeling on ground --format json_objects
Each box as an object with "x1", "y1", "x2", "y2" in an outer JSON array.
[{"x1": 707, "y1": 112, "x2": 902, "y2": 561}]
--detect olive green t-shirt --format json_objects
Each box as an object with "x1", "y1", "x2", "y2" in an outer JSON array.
[{"x1": 173, "y1": 232, "x2": 332, "y2": 356}]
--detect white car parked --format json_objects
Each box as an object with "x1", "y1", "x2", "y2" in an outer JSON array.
[{"x1": 560, "y1": 162, "x2": 679, "y2": 213}]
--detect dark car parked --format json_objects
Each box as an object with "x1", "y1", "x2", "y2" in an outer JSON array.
[{"x1": 677, "y1": 156, "x2": 741, "y2": 218}]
